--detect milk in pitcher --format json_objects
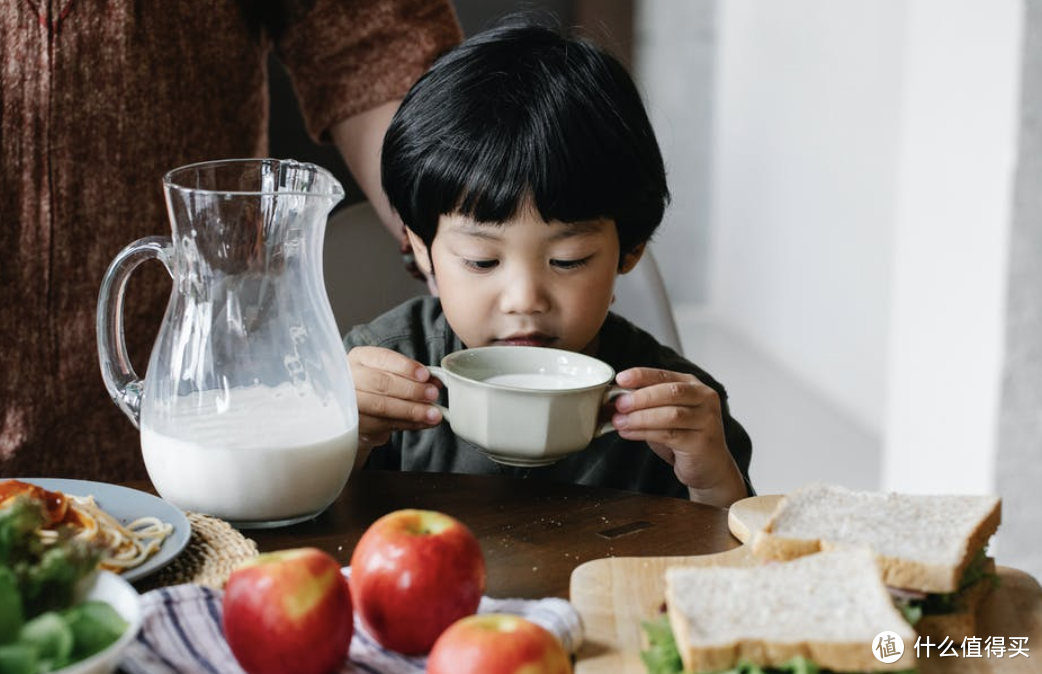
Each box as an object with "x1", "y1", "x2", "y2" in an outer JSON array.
[{"x1": 141, "y1": 383, "x2": 357, "y2": 524}]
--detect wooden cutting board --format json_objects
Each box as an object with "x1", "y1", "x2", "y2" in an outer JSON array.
[{"x1": 570, "y1": 495, "x2": 1042, "y2": 674}]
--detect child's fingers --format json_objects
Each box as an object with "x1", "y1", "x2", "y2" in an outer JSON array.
[
  {"x1": 614, "y1": 368, "x2": 696, "y2": 410},
  {"x1": 614, "y1": 379, "x2": 719, "y2": 416},
  {"x1": 349, "y1": 346, "x2": 442, "y2": 439},
  {"x1": 357, "y1": 406, "x2": 439, "y2": 448},
  {"x1": 357, "y1": 414, "x2": 439, "y2": 449},
  {"x1": 358, "y1": 430, "x2": 392, "y2": 447},
  {"x1": 349, "y1": 346, "x2": 432, "y2": 383},
  {"x1": 350, "y1": 347, "x2": 439, "y2": 403},
  {"x1": 612, "y1": 406, "x2": 704, "y2": 436},
  {"x1": 614, "y1": 366, "x2": 681, "y2": 388},
  {"x1": 356, "y1": 390, "x2": 442, "y2": 426},
  {"x1": 355, "y1": 367, "x2": 440, "y2": 403},
  {"x1": 359, "y1": 416, "x2": 435, "y2": 440},
  {"x1": 615, "y1": 426, "x2": 698, "y2": 447}
]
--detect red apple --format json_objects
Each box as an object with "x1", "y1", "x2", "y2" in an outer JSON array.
[
  {"x1": 427, "y1": 613, "x2": 573, "y2": 674},
  {"x1": 349, "y1": 508, "x2": 486, "y2": 654},
  {"x1": 222, "y1": 547, "x2": 352, "y2": 674}
]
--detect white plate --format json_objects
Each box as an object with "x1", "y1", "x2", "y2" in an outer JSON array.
[
  {"x1": 55, "y1": 570, "x2": 143, "y2": 674},
  {"x1": 18, "y1": 477, "x2": 191, "y2": 583}
]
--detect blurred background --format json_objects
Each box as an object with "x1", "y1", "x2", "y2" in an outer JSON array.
[{"x1": 272, "y1": 1, "x2": 1041, "y2": 578}]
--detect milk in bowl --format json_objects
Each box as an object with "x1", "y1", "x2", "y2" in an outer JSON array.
[
  {"x1": 482, "y1": 372, "x2": 605, "y2": 390},
  {"x1": 141, "y1": 382, "x2": 357, "y2": 526},
  {"x1": 428, "y1": 346, "x2": 625, "y2": 466}
]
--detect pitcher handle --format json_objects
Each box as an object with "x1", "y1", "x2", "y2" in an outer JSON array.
[{"x1": 96, "y1": 235, "x2": 174, "y2": 429}]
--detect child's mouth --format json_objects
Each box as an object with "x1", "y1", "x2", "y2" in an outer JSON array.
[{"x1": 496, "y1": 333, "x2": 555, "y2": 347}]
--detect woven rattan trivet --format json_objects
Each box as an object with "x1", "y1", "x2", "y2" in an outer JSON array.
[{"x1": 136, "y1": 512, "x2": 258, "y2": 592}]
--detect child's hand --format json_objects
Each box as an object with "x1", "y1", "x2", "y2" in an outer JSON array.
[
  {"x1": 611, "y1": 367, "x2": 746, "y2": 508},
  {"x1": 348, "y1": 346, "x2": 443, "y2": 453}
]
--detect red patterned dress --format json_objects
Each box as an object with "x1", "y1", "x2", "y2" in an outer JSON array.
[{"x1": 0, "y1": 0, "x2": 461, "y2": 479}]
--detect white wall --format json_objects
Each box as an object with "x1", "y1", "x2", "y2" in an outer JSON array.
[
  {"x1": 634, "y1": 1, "x2": 717, "y2": 305},
  {"x1": 636, "y1": 1, "x2": 888, "y2": 495},
  {"x1": 883, "y1": 1, "x2": 1020, "y2": 495},
  {"x1": 997, "y1": 0, "x2": 1042, "y2": 582},
  {"x1": 710, "y1": 1, "x2": 905, "y2": 436},
  {"x1": 705, "y1": 0, "x2": 1021, "y2": 497}
]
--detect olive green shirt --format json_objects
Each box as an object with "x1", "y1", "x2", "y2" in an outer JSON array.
[{"x1": 343, "y1": 297, "x2": 753, "y2": 499}]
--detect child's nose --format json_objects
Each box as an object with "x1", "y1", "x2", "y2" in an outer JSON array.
[{"x1": 499, "y1": 270, "x2": 550, "y2": 314}]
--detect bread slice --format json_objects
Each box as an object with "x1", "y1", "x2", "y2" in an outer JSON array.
[
  {"x1": 665, "y1": 548, "x2": 917, "y2": 673},
  {"x1": 751, "y1": 483, "x2": 1001, "y2": 593}
]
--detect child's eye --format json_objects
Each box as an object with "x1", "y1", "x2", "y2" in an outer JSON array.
[
  {"x1": 462, "y1": 258, "x2": 499, "y2": 271},
  {"x1": 551, "y1": 256, "x2": 592, "y2": 270}
]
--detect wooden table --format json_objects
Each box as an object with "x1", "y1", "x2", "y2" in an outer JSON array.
[{"x1": 240, "y1": 470, "x2": 739, "y2": 599}]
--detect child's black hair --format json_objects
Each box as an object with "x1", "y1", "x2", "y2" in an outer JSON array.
[{"x1": 381, "y1": 15, "x2": 670, "y2": 261}]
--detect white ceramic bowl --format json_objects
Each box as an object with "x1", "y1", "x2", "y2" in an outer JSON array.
[{"x1": 53, "y1": 571, "x2": 143, "y2": 674}]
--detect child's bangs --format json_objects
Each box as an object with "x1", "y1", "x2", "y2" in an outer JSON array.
[
  {"x1": 448, "y1": 138, "x2": 534, "y2": 224},
  {"x1": 438, "y1": 119, "x2": 616, "y2": 228}
]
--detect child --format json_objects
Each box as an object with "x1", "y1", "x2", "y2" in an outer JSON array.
[{"x1": 343, "y1": 17, "x2": 753, "y2": 508}]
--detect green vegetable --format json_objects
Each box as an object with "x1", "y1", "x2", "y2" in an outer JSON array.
[
  {"x1": 62, "y1": 601, "x2": 126, "y2": 658},
  {"x1": 0, "y1": 493, "x2": 127, "y2": 674},
  {"x1": 0, "y1": 499, "x2": 44, "y2": 568},
  {"x1": 0, "y1": 644, "x2": 38, "y2": 674},
  {"x1": 640, "y1": 614, "x2": 684, "y2": 674},
  {"x1": 1, "y1": 497, "x2": 102, "y2": 619},
  {"x1": 896, "y1": 600, "x2": 922, "y2": 626},
  {"x1": 0, "y1": 567, "x2": 25, "y2": 643},
  {"x1": 895, "y1": 546, "x2": 1000, "y2": 620},
  {"x1": 639, "y1": 615, "x2": 918, "y2": 674},
  {"x1": 713, "y1": 658, "x2": 820, "y2": 674},
  {"x1": 639, "y1": 616, "x2": 822, "y2": 674},
  {"x1": 960, "y1": 547, "x2": 1000, "y2": 590},
  {"x1": 742, "y1": 662, "x2": 769, "y2": 674},
  {"x1": 777, "y1": 657, "x2": 819, "y2": 674},
  {"x1": 20, "y1": 544, "x2": 100, "y2": 620},
  {"x1": 17, "y1": 614, "x2": 73, "y2": 672}
]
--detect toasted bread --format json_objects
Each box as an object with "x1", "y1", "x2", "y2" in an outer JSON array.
[
  {"x1": 751, "y1": 483, "x2": 1001, "y2": 594},
  {"x1": 664, "y1": 548, "x2": 917, "y2": 673}
]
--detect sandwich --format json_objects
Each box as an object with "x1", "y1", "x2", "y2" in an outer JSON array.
[
  {"x1": 642, "y1": 548, "x2": 918, "y2": 673},
  {"x1": 750, "y1": 484, "x2": 1001, "y2": 642}
]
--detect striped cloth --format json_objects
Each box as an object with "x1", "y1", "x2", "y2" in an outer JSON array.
[{"x1": 121, "y1": 569, "x2": 584, "y2": 674}]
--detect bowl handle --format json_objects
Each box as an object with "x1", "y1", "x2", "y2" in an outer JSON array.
[
  {"x1": 427, "y1": 366, "x2": 451, "y2": 422},
  {"x1": 595, "y1": 386, "x2": 631, "y2": 437}
]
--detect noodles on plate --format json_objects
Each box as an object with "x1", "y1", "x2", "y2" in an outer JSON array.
[{"x1": 0, "y1": 479, "x2": 174, "y2": 573}]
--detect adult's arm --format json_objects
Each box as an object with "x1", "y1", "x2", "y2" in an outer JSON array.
[
  {"x1": 273, "y1": 0, "x2": 462, "y2": 241},
  {"x1": 330, "y1": 100, "x2": 404, "y2": 242}
]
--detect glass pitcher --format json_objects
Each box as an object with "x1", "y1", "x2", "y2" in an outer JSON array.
[{"x1": 97, "y1": 159, "x2": 358, "y2": 528}]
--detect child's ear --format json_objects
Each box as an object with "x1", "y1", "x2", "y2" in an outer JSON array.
[
  {"x1": 405, "y1": 227, "x2": 433, "y2": 275},
  {"x1": 618, "y1": 243, "x2": 646, "y2": 274}
]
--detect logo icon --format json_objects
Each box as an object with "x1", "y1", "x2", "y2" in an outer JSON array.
[{"x1": 873, "y1": 631, "x2": 905, "y2": 663}]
